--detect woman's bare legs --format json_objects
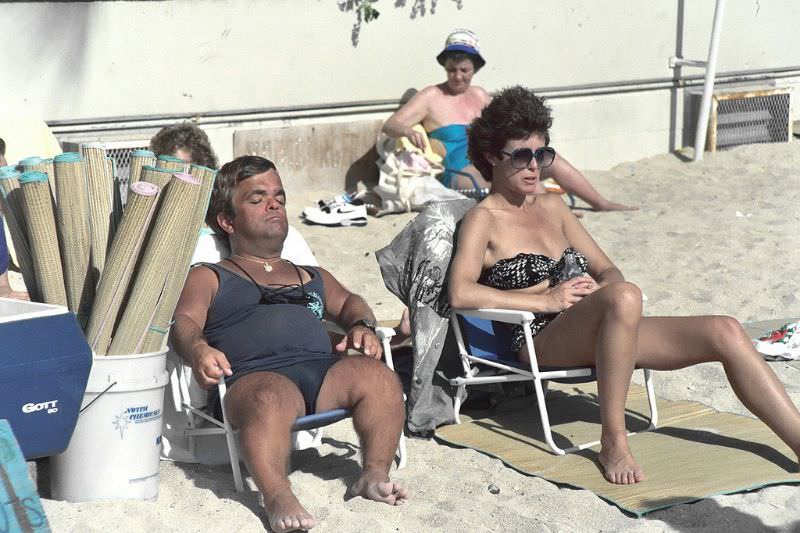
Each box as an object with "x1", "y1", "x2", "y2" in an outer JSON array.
[
  {"x1": 528, "y1": 281, "x2": 800, "y2": 484},
  {"x1": 543, "y1": 156, "x2": 638, "y2": 212},
  {"x1": 529, "y1": 281, "x2": 645, "y2": 483}
]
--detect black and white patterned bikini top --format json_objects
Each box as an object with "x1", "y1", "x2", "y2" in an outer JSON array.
[{"x1": 479, "y1": 247, "x2": 589, "y2": 290}]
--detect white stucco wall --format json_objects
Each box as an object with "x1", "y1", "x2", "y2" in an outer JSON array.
[{"x1": 2, "y1": 0, "x2": 798, "y2": 170}]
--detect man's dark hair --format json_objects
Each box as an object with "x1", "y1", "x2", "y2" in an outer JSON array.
[
  {"x1": 150, "y1": 123, "x2": 218, "y2": 169},
  {"x1": 0, "y1": 137, "x2": 5, "y2": 157},
  {"x1": 439, "y1": 50, "x2": 483, "y2": 72},
  {"x1": 206, "y1": 155, "x2": 277, "y2": 243},
  {"x1": 467, "y1": 85, "x2": 552, "y2": 181}
]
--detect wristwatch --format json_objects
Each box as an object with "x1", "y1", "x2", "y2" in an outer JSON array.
[{"x1": 349, "y1": 318, "x2": 377, "y2": 332}]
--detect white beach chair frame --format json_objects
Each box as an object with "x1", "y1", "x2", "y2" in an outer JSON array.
[{"x1": 449, "y1": 308, "x2": 659, "y2": 455}]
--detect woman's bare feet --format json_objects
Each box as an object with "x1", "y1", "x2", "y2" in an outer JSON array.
[
  {"x1": 264, "y1": 491, "x2": 316, "y2": 532},
  {"x1": 599, "y1": 436, "x2": 644, "y2": 484},
  {"x1": 348, "y1": 469, "x2": 409, "y2": 505}
]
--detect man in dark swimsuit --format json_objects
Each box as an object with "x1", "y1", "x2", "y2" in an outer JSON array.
[{"x1": 172, "y1": 155, "x2": 408, "y2": 533}]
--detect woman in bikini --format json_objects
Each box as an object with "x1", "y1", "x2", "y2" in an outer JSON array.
[
  {"x1": 382, "y1": 29, "x2": 635, "y2": 211},
  {"x1": 448, "y1": 85, "x2": 800, "y2": 485}
]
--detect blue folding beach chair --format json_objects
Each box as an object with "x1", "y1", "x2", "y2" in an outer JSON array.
[{"x1": 449, "y1": 308, "x2": 658, "y2": 455}]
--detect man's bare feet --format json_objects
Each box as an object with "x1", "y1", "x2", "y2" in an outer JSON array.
[
  {"x1": 264, "y1": 491, "x2": 316, "y2": 532},
  {"x1": 348, "y1": 470, "x2": 409, "y2": 505},
  {"x1": 593, "y1": 201, "x2": 638, "y2": 212},
  {"x1": 599, "y1": 438, "x2": 644, "y2": 485}
]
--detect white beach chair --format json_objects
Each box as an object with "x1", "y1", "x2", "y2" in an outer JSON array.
[{"x1": 449, "y1": 308, "x2": 659, "y2": 455}]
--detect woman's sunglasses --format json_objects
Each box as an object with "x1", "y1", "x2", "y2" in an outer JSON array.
[{"x1": 500, "y1": 146, "x2": 556, "y2": 170}]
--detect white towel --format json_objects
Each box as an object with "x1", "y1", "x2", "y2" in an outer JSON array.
[{"x1": 752, "y1": 322, "x2": 800, "y2": 361}]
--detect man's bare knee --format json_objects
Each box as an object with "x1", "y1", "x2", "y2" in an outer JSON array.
[
  {"x1": 226, "y1": 373, "x2": 305, "y2": 428},
  {"x1": 317, "y1": 358, "x2": 403, "y2": 411}
]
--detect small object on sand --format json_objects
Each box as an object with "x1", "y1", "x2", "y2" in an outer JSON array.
[{"x1": 488, "y1": 483, "x2": 500, "y2": 495}]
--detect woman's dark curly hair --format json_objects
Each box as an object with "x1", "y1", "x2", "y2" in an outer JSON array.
[
  {"x1": 206, "y1": 155, "x2": 277, "y2": 244},
  {"x1": 467, "y1": 86, "x2": 552, "y2": 181},
  {"x1": 150, "y1": 123, "x2": 218, "y2": 169}
]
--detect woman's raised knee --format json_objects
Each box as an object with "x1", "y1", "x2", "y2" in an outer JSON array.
[
  {"x1": 708, "y1": 315, "x2": 753, "y2": 359},
  {"x1": 599, "y1": 281, "x2": 643, "y2": 318}
]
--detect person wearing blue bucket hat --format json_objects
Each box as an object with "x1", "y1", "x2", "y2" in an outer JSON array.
[
  {"x1": 383, "y1": 29, "x2": 491, "y2": 191},
  {"x1": 382, "y1": 30, "x2": 637, "y2": 211}
]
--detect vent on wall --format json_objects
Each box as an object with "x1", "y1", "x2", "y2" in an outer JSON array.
[
  {"x1": 688, "y1": 86, "x2": 793, "y2": 153},
  {"x1": 60, "y1": 138, "x2": 151, "y2": 204}
]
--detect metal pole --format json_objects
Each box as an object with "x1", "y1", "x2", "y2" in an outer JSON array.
[{"x1": 693, "y1": 0, "x2": 726, "y2": 161}]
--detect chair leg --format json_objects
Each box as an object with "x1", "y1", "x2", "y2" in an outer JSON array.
[
  {"x1": 224, "y1": 428, "x2": 245, "y2": 492},
  {"x1": 396, "y1": 433, "x2": 407, "y2": 469},
  {"x1": 533, "y1": 378, "x2": 568, "y2": 455},
  {"x1": 642, "y1": 368, "x2": 659, "y2": 430},
  {"x1": 453, "y1": 385, "x2": 465, "y2": 424}
]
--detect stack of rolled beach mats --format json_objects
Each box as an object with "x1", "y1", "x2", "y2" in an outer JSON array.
[
  {"x1": 2, "y1": 144, "x2": 216, "y2": 502},
  {"x1": 0, "y1": 166, "x2": 40, "y2": 300}
]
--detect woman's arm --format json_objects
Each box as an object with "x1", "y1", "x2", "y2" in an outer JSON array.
[
  {"x1": 557, "y1": 196, "x2": 625, "y2": 286},
  {"x1": 542, "y1": 154, "x2": 637, "y2": 212},
  {"x1": 382, "y1": 88, "x2": 433, "y2": 149}
]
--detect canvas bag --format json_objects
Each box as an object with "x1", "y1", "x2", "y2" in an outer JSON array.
[{"x1": 374, "y1": 132, "x2": 463, "y2": 213}]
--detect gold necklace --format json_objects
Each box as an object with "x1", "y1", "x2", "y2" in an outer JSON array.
[{"x1": 231, "y1": 254, "x2": 283, "y2": 273}]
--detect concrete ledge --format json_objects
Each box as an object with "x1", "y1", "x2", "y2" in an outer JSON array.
[{"x1": 234, "y1": 120, "x2": 383, "y2": 191}]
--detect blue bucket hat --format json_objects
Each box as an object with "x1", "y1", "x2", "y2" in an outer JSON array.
[{"x1": 436, "y1": 29, "x2": 486, "y2": 71}]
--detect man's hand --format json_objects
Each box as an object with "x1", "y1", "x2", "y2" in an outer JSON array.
[
  {"x1": 335, "y1": 326, "x2": 383, "y2": 360},
  {"x1": 190, "y1": 345, "x2": 233, "y2": 390}
]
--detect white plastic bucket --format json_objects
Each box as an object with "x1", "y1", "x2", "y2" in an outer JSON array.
[{"x1": 50, "y1": 349, "x2": 169, "y2": 502}]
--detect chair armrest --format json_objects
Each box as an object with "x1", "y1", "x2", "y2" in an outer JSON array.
[
  {"x1": 453, "y1": 308, "x2": 535, "y2": 325},
  {"x1": 375, "y1": 326, "x2": 395, "y2": 342}
]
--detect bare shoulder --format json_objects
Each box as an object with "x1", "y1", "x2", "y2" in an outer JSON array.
[
  {"x1": 460, "y1": 203, "x2": 497, "y2": 238},
  {"x1": 187, "y1": 263, "x2": 219, "y2": 285},
  {"x1": 415, "y1": 84, "x2": 443, "y2": 101},
  {"x1": 538, "y1": 192, "x2": 571, "y2": 213},
  {"x1": 470, "y1": 85, "x2": 491, "y2": 104},
  {"x1": 314, "y1": 266, "x2": 346, "y2": 290}
]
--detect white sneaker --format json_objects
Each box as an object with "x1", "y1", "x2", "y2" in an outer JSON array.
[{"x1": 302, "y1": 201, "x2": 368, "y2": 226}]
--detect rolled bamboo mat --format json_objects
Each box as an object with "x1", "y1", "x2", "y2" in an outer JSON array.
[
  {"x1": 129, "y1": 150, "x2": 156, "y2": 185},
  {"x1": 139, "y1": 166, "x2": 216, "y2": 352},
  {"x1": 19, "y1": 171, "x2": 67, "y2": 306},
  {"x1": 53, "y1": 152, "x2": 93, "y2": 321},
  {"x1": 0, "y1": 167, "x2": 40, "y2": 301},
  {"x1": 155, "y1": 154, "x2": 188, "y2": 173},
  {"x1": 107, "y1": 172, "x2": 201, "y2": 355},
  {"x1": 85, "y1": 181, "x2": 161, "y2": 355},
  {"x1": 21, "y1": 157, "x2": 55, "y2": 201},
  {"x1": 140, "y1": 165, "x2": 177, "y2": 191},
  {"x1": 108, "y1": 156, "x2": 124, "y2": 235},
  {"x1": 81, "y1": 142, "x2": 114, "y2": 281}
]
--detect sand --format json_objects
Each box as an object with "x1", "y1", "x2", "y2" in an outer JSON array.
[{"x1": 36, "y1": 142, "x2": 800, "y2": 531}]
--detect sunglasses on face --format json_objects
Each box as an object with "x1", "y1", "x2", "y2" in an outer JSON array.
[{"x1": 500, "y1": 146, "x2": 556, "y2": 170}]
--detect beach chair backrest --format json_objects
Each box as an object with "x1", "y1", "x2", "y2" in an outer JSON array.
[{"x1": 457, "y1": 315, "x2": 516, "y2": 362}]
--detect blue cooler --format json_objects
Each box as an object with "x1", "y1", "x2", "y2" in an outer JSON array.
[{"x1": 0, "y1": 298, "x2": 92, "y2": 459}]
